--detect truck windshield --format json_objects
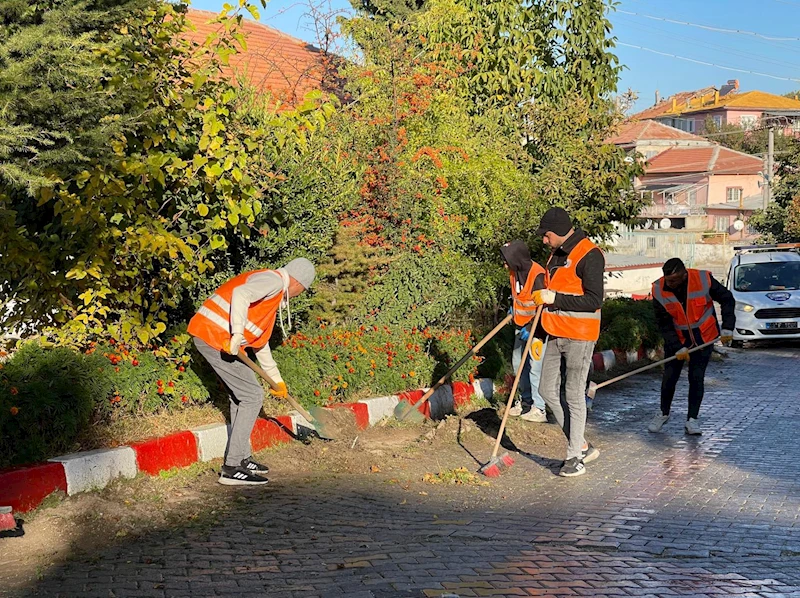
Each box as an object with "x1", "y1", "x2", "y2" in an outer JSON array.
[{"x1": 734, "y1": 261, "x2": 800, "y2": 292}]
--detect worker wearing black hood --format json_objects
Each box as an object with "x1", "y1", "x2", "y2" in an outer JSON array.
[{"x1": 500, "y1": 240, "x2": 548, "y2": 422}]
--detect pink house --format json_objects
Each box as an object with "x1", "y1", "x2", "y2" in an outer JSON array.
[
  {"x1": 637, "y1": 145, "x2": 764, "y2": 238},
  {"x1": 631, "y1": 80, "x2": 800, "y2": 136}
]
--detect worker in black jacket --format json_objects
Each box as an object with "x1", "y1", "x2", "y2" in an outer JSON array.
[{"x1": 650, "y1": 258, "x2": 735, "y2": 435}]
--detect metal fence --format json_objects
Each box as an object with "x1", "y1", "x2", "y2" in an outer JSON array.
[{"x1": 610, "y1": 231, "x2": 698, "y2": 267}]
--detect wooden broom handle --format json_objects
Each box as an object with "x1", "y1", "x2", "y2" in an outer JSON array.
[{"x1": 490, "y1": 306, "x2": 543, "y2": 459}]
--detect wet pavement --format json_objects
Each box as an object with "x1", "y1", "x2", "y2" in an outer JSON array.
[{"x1": 18, "y1": 344, "x2": 800, "y2": 597}]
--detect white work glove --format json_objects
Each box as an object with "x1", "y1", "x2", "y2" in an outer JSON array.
[
  {"x1": 227, "y1": 333, "x2": 245, "y2": 355},
  {"x1": 720, "y1": 329, "x2": 733, "y2": 346},
  {"x1": 531, "y1": 289, "x2": 556, "y2": 306},
  {"x1": 675, "y1": 347, "x2": 690, "y2": 362}
]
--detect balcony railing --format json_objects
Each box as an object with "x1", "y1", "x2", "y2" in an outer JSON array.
[{"x1": 639, "y1": 204, "x2": 707, "y2": 217}]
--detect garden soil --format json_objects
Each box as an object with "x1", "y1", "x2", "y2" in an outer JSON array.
[{"x1": 0, "y1": 407, "x2": 569, "y2": 595}]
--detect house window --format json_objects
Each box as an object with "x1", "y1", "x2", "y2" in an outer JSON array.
[
  {"x1": 712, "y1": 115, "x2": 723, "y2": 128},
  {"x1": 688, "y1": 189, "x2": 697, "y2": 205},
  {"x1": 740, "y1": 115, "x2": 757, "y2": 129},
  {"x1": 793, "y1": 120, "x2": 800, "y2": 133},
  {"x1": 726, "y1": 187, "x2": 743, "y2": 203},
  {"x1": 715, "y1": 215, "x2": 730, "y2": 232}
]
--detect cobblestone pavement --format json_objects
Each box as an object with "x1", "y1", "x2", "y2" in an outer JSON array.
[{"x1": 23, "y1": 345, "x2": 800, "y2": 597}]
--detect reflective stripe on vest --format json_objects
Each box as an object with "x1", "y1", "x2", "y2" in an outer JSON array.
[
  {"x1": 510, "y1": 262, "x2": 546, "y2": 326},
  {"x1": 651, "y1": 269, "x2": 718, "y2": 346},
  {"x1": 187, "y1": 269, "x2": 283, "y2": 352},
  {"x1": 541, "y1": 238, "x2": 602, "y2": 342}
]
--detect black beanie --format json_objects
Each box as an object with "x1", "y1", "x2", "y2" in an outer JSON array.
[{"x1": 535, "y1": 207, "x2": 573, "y2": 236}]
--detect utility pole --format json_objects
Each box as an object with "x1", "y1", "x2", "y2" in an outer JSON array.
[{"x1": 764, "y1": 125, "x2": 774, "y2": 210}]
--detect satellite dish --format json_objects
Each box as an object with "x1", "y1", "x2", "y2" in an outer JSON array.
[
  {"x1": 660, "y1": 218, "x2": 672, "y2": 230},
  {"x1": 733, "y1": 219, "x2": 745, "y2": 231},
  {"x1": 644, "y1": 219, "x2": 653, "y2": 229}
]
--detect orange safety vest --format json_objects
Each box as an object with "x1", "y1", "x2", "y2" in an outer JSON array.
[
  {"x1": 510, "y1": 262, "x2": 546, "y2": 327},
  {"x1": 187, "y1": 269, "x2": 283, "y2": 352},
  {"x1": 541, "y1": 238, "x2": 602, "y2": 342},
  {"x1": 652, "y1": 269, "x2": 719, "y2": 347}
]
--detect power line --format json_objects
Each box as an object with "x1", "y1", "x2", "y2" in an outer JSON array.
[
  {"x1": 617, "y1": 9, "x2": 800, "y2": 42},
  {"x1": 615, "y1": 16, "x2": 800, "y2": 72},
  {"x1": 617, "y1": 42, "x2": 800, "y2": 83}
]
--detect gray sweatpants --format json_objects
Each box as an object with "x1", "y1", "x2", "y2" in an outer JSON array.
[
  {"x1": 538, "y1": 337, "x2": 595, "y2": 460},
  {"x1": 194, "y1": 337, "x2": 264, "y2": 467}
]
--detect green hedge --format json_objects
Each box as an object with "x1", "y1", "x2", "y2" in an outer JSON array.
[
  {"x1": 0, "y1": 339, "x2": 211, "y2": 468},
  {"x1": 596, "y1": 297, "x2": 662, "y2": 352}
]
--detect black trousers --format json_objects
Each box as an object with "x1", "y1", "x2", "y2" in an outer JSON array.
[{"x1": 660, "y1": 344, "x2": 714, "y2": 420}]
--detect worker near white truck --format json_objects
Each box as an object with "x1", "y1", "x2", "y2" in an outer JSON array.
[{"x1": 649, "y1": 258, "x2": 735, "y2": 435}]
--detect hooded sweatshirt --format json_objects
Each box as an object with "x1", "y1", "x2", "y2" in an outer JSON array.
[{"x1": 500, "y1": 241, "x2": 546, "y2": 333}]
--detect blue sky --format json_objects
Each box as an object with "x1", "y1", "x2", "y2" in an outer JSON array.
[{"x1": 189, "y1": 0, "x2": 800, "y2": 112}]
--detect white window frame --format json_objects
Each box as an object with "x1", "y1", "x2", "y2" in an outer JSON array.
[
  {"x1": 726, "y1": 187, "x2": 743, "y2": 203},
  {"x1": 740, "y1": 115, "x2": 757, "y2": 130},
  {"x1": 715, "y1": 215, "x2": 730, "y2": 232},
  {"x1": 712, "y1": 115, "x2": 723, "y2": 128}
]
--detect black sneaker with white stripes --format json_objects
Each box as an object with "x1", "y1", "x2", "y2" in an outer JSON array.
[
  {"x1": 218, "y1": 465, "x2": 269, "y2": 486},
  {"x1": 559, "y1": 457, "x2": 586, "y2": 477},
  {"x1": 241, "y1": 457, "x2": 269, "y2": 475}
]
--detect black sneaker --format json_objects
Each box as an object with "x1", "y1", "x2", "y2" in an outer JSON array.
[
  {"x1": 241, "y1": 457, "x2": 269, "y2": 475},
  {"x1": 559, "y1": 457, "x2": 586, "y2": 477},
  {"x1": 582, "y1": 443, "x2": 600, "y2": 464},
  {"x1": 218, "y1": 465, "x2": 269, "y2": 486}
]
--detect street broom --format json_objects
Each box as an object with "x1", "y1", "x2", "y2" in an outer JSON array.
[
  {"x1": 394, "y1": 314, "x2": 513, "y2": 423},
  {"x1": 237, "y1": 349, "x2": 340, "y2": 440},
  {"x1": 585, "y1": 337, "x2": 720, "y2": 404},
  {"x1": 480, "y1": 306, "x2": 542, "y2": 478}
]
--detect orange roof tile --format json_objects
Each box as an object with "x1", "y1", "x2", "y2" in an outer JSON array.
[
  {"x1": 606, "y1": 120, "x2": 708, "y2": 145},
  {"x1": 644, "y1": 146, "x2": 762, "y2": 175},
  {"x1": 183, "y1": 9, "x2": 336, "y2": 107}
]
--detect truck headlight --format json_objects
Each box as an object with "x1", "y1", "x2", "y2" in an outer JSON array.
[{"x1": 735, "y1": 301, "x2": 755, "y2": 313}]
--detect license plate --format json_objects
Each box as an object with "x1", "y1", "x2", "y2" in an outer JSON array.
[{"x1": 765, "y1": 321, "x2": 799, "y2": 329}]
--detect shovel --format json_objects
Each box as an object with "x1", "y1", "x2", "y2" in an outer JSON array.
[
  {"x1": 237, "y1": 349, "x2": 339, "y2": 440},
  {"x1": 586, "y1": 337, "x2": 720, "y2": 403},
  {"x1": 479, "y1": 306, "x2": 542, "y2": 477},
  {"x1": 394, "y1": 314, "x2": 513, "y2": 423}
]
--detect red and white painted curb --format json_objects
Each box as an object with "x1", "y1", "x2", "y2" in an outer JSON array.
[
  {"x1": 0, "y1": 379, "x2": 492, "y2": 515},
  {"x1": 591, "y1": 345, "x2": 661, "y2": 373}
]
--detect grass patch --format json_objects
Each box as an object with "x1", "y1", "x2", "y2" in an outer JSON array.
[
  {"x1": 74, "y1": 404, "x2": 225, "y2": 451},
  {"x1": 422, "y1": 467, "x2": 489, "y2": 486}
]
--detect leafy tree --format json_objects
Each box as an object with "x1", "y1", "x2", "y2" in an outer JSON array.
[
  {"x1": 0, "y1": 0, "x2": 153, "y2": 195},
  {"x1": 749, "y1": 139, "x2": 800, "y2": 242},
  {"x1": 418, "y1": 0, "x2": 621, "y2": 114},
  {"x1": 702, "y1": 118, "x2": 793, "y2": 156},
  {"x1": 350, "y1": 0, "x2": 426, "y2": 18},
  {"x1": 1, "y1": 1, "x2": 345, "y2": 345}
]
